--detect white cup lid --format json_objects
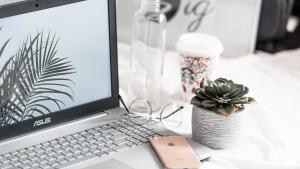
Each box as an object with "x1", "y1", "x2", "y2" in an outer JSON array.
[{"x1": 176, "y1": 33, "x2": 224, "y2": 57}]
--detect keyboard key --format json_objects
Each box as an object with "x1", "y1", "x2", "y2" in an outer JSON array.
[
  {"x1": 96, "y1": 151, "x2": 107, "y2": 157},
  {"x1": 94, "y1": 134, "x2": 104, "y2": 140},
  {"x1": 94, "y1": 140, "x2": 105, "y2": 146},
  {"x1": 22, "y1": 166, "x2": 31, "y2": 169},
  {"x1": 102, "y1": 138, "x2": 112, "y2": 144},
  {"x1": 101, "y1": 133, "x2": 112, "y2": 138},
  {"x1": 62, "y1": 150, "x2": 73, "y2": 157},
  {"x1": 81, "y1": 150, "x2": 92, "y2": 156},
  {"x1": 47, "y1": 156, "x2": 56, "y2": 162},
  {"x1": 25, "y1": 150, "x2": 36, "y2": 156},
  {"x1": 82, "y1": 133, "x2": 93, "y2": 138},
  {"x1": 56, "y1": 158, "x2": 68, "y2": 164},
  {"x1": 126, "y1": 142, "x2": 136, "y2": 147},
  {"x1": 1, "y1": 164, "x2": 17, "y2": 169},
  {"x1": 73, "y1": 153, "x2": 84, "y2": 159},
  {"x1": 88, "y1": 130, "x2": 98, "y2": 135},
  {"x1": 111, "y1": 134, "x2": 127, "y2": 141},
  {"x1": 7, "y1": 156, "x2": 18, "y2": 162},
  {"x1": 70, "y1": 148, "x2": 81, "y2": 154},
  {"x1": 31, "y1": 163, "x2": 39, "y2": 167},
  {"x1": 40, "y1": 160, "x2": 48, "y2": 165},
  {"x1": 110, "y1": 130, "x2": 122, "y2": 135},
  {"x1": 12, "y1": 163, "x2": 22, "y2": 168},
  {"x1": 18, "y1": 154, "x2": 28, "y2": 159},
  {"x1": 86, "y1": 143, "x2": 97, "y2": 149},
  {"x1": 118, "y1": 128, "x2": 128, "y2": 133},
  {"x1": 89, "y1": 148, "x2": 100, "y2": 154},
  {"x1": 53, "y1": 148, "x2": 64, "y2": 154},
  {"x1": 39, "y1": 153, "x2": 48, "y2": 159},
  {"x1": 86, "y1": 137, "x2": 96, "y2": 143},
  {"x1": 113, "y1": 145, "x2": 129, "y2": 151},
  {"x1": 65, "y1": 156, "x2": 75, "y2": 162},
  {"x1": 114, "y1": 139, "x2": 128, "y2": 146},
  {"x1": 69, "y1": 142, "x2": 80, "y2": 148},
  {"x1": 78, "y1": 146, "x2": 89, "y2": 152},
  {"x1": 105, "y1": 143, "x2": 116, "y2": 149},
  {"x1": 78, "y1": 140, "x2": 88, "y2": 145},
  {"x1": 73, "y1": 134, "x2": 83, "y2": 140},
  {"x1": 104, "y1": 149, "x2": 115, "y2": 154},
  {"x1": 33, "y1": 147, "x2": 43, "y2": 154},
  {"x1": 96, "y1": 145, "x2": 108, "y2": 152},
  {"x1": 56, "y1": 154, "x2": 65, "y2": 160},
  {"x1": 52, "y1": 163, "x2": 60, "y2": 168}
]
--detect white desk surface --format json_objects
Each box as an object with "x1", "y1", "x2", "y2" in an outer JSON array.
[{"x1": 118, "y1": 42, "x2": 300, "y2": 169}]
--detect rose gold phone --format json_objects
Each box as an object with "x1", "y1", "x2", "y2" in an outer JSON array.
[{"x1": 150, "y1": 136, "x2": 201, "y2": 169}]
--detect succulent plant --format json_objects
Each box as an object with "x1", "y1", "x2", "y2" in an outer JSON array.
[{"x1": 191, "y1": 78, "x2": 255, "y2": 116}]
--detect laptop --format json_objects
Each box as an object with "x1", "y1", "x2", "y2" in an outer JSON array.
[{"x1": 0, "y1": 0, "x2": 176, "y2": 168}]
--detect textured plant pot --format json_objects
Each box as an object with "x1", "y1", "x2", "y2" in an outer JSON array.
[{"x1": 192, "y1": 106, "x2": 244, "y2": 149}]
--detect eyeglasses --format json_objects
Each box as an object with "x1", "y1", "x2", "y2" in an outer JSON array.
[{"x1": 119, "y1": 96, "x2": 184, "y2": 130}]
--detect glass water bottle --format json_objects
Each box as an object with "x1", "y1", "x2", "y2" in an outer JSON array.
[{"x1": 128, "y1": 0, "x2": 167, "y2": 113}]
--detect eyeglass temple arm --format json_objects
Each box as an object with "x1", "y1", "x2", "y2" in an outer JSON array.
[
  {"x1": 118, "y1": 95, "x2": 130, "y2": 113},
  {"x1": 119, "y1": 95, "x2": 184, "y2": 119},
  {"x1": 161, "y1": 106, "x2": 184, "y2": 120}
]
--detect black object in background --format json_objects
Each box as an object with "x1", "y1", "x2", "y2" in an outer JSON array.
[
  {"x1": 292, "y1": 0, "x2": 300, "y2": 15},
  {"x1": 256, "y1": 0, "x2": 294, "y2": 53},
  {"x1": 281, "y1": 0, "x2": 300, "y2": 50},
  {"x1": 161, "y1": 0, "x2": 181, "y2": 21}
]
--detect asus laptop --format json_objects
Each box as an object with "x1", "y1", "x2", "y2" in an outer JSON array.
[{"x1": 0, "y1": 0, "x2": 175, "y2": 168}]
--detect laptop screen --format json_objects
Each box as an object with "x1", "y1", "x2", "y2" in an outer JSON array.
[{"x1": 0, "y1": 0, "x2": 113, "y2": 128}]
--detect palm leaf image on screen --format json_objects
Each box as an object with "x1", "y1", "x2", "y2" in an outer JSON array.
[{"x1": 0, "y1": 29, "x2": 75, "y2": 126}]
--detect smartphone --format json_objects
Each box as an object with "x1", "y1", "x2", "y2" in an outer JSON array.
[{"x1": 150, "y1": 136, "x2": 201, "y2": 169}]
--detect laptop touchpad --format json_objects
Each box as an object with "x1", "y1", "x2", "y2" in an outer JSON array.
[{"x1": 84, "y1": 159, "x2": 134, "y2": 169}]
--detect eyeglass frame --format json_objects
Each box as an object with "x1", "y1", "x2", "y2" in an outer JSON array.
[{"x1": 118, "y1": 95, "x2": 184, "y2": 125}]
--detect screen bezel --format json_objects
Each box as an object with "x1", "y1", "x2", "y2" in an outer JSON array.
[{"x1": 0, "y1": 0, "x2": 119, "y2": 141}]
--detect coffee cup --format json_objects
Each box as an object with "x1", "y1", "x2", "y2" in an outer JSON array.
[{"x1": 176, "y1": 33, "x2": 223, "y2": 100}]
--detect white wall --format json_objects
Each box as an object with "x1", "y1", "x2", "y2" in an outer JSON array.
[{"x1": 117, "y1": 0, "x2": 262, "y2": 57}]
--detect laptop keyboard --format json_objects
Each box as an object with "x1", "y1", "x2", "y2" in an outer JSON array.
[{"x1": 0, "y1": 118, "x2": 162, "y2": 169}]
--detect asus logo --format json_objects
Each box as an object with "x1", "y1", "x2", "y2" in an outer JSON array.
[{"x1": 33, "y1": 117, "x2": 51, "y2": 127}]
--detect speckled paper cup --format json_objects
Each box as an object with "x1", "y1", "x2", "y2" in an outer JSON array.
[{"x1": 176, "y1": 33, "x2": 223, "y2": 101}]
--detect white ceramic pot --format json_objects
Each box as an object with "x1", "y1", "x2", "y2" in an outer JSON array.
[{"x1": 192, "y1": 106, "x2": 244, "y2": 149}]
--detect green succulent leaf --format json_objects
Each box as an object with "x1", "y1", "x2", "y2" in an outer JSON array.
[
  {"x1": 201, "y1": 100, "x2": 218, "y2": 108},
  {"x1": 191, "y1": 78, "x2": 255, "y2": 116},
  {"x1": 215, "y1": 106, "x2": 228, "y2": 116},
  {"x1": 200, "y1": 79, "x2": 209, "y2": 88},
  {"x1": 195, "y1": 92, "x2": 209, "y2": 100},
  {"x1": 204, "y1": 86, "x2": 219, "y2": 99},
  {"x1": 231, "y1": 97, "x2": 255, "y2": 104},
  {"x1": 223, "y1": 104, "x2": 235, "y2": 114},
  {"x1": 191, "y1": 97, "x2": 202, "y2": 107},
  {"x1": 231, "y1": 86, "x2": 249, "y2": 99}
]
